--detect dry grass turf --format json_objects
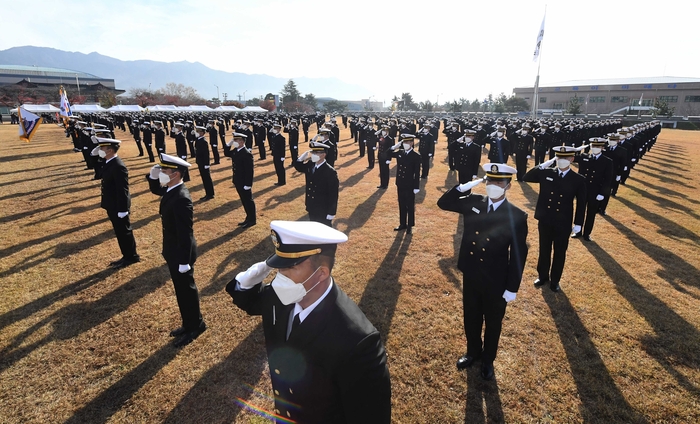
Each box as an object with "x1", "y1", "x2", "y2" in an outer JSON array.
[{"x1": 0, "y1": 122, "x2": 698, "y2": 423}]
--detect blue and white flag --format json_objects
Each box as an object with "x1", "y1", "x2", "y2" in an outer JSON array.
[
  {"x1": 59, "y1": 86, "x2": 73, "y2": 118},
  {"x1": 18, "y1": 107, "x2": 42, "y2": 142}
]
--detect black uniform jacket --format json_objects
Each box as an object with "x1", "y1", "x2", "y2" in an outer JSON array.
[
  {"x1": 523, "y1": 166, "x2": 587, "y2": 227},
  {"x1": 194, "y1": 136, "x2": 210, "y2": 166},
  {"x1": 438, "y1": 188, "x2": 528, "y2": 296},
  {"x1": 223, "y1": 144, "x2": 254, "y2": 187},
  {"x1": 147, "y1": 177, "x2": 197, "y2": 265},
  {"x1": 390, "y1": 149, "x2": 421, "y2": 189},
  {"x1": 574, "y1": 153, "x2": 613, "y2": 198},
  {"x1": 293, "y1": 160, "x2": 339, "y2": 216},
  {"x1": 100, "y1": 157, "x2": 130, "y2": 212},
  {"x1": 226, "y1": 280, "x2": 391, "y2": 423}
]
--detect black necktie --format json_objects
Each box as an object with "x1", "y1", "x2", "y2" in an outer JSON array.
[
  {"x1": 312, "y1": 166, "x2": 316, "y2": 174},
  {"x1": 291, "y1": 313, "x2": 301, "y2": 334},
  {"x1": 559, "y1": 172, "x2": 564, "y2": 179},
  {"x1": 488, "y1": 205, "x2": 494, "y2": 213}
]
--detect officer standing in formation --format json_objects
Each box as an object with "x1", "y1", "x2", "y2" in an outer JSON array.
[
  {"x1": 193, "y1": 125, "x2": 215, "y2": 201},
  {"x1": 510, "y1": 123, "x2": 534, "y2": 181},
  {"x1": 141, "y1": 120, "x2": 156, "y2": 162},
  {"x1": 390, "y1": 134, "x2": 421, "y2": 234},
  {"x1": 147, "y1": 154, "x2": 206, "y2": 348},
  {"x1": 599, "y1": 133, "x2": 627, "y2": 216},
  {"x1": 223, "y1": 132, "x2": 256, "y2": 228},
  {"x1": 417, "y1": 123, "x2": 435, "y2": 179},
  {"x1": 269, "y1": 123, "x2": 287, "y2": 186},
  {"x1": 225, "y1": 220, "x2": 391, "y2": 423},
  {"x1": 153, "y1": 120, "x2": 167, "y2": 155},
  {"x1": 437, "y1": 163, "x2": 527, "y2": 380},
  {"x1": 487, "y1": 125, "x2": 510, "y2": 164},
  {"x1": 452, "y1": 129, "x2": 481, "y2": 184},
  {"x1": 95, "y1": 137, "x2": 140, "y2": 268},
  {"x1": 283, "y1": 119, "x2": 299, "y2": 162},
  {"x1": 376, "y1": 126, "x2": 395, "y2": 189},
  {"x1": 293, "y1": 139, "x2": 339, "y2": 227},
  {"x1": 524, "y1": 146, "x2": 586, "y2": 292},
  {"x1": 571, "y1": 138, "x2": 613, "y2": 241}
]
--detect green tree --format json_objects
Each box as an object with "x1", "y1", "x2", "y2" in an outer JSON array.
[
  {"x1": 303, "y1": 93, "x2": 317, "y2": 110},
  {"x1": 419, "y1": 100, "x2": 434, "y2": 111},
  {"x1": 449, "y1": 100, "x2": 461, "y2": 113},
  {"x1": 281, "y1": 79, "x2": 301, "y2": 104},
  {"x1": 470, "y1": 98, "x2": 481, "y2": 112},
  {"x1": 504, "y1": 95, "x2": 530, "y2": 112},
  {"x1": 493, "y1": 92, "x2": 508, "y2": 113},
  {"x1": 401, "y1": 92, "x2": 417, "y2": 111},
  {"x1": 567, "y1": 95, "x2": 582, "y2": 115},
  {"x1": 323, "y1": 100, "x2": 348, "y2": 113},
  {"x1": 652, "y1": 98, "x2": 675, "y2": 118}
]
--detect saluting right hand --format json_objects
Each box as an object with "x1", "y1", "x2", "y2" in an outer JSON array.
[
  {"x1": 538, "y1": 158, "x2": 556, "y2": 169},
  {"x1": 236, "y1": 261, "x2": 273, "y2": 289},
  {"x1": 149, "y1": 165, "x2": 161, "y2": 180},
  {"x1": 457, "y1": 178, "x2": 484, "y2": 193},
  {"x1": 298, "y1": 150, "x2": 311, "y2": 162}
]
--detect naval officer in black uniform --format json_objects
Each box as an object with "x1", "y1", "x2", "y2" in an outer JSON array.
[
  {"x1": 226, "y1": 220, "x2": 391, "y2": 423},
  {"x1": 223, "y1": 132, "x2": 256, "y2": 228},
  {"x1": 524, "y1": 146, "x2": 587, "y2": 292},
  {"x1": 146, "y1": 154, "x2": 206, "y2": 347},
  {"x1": 293, "y1": 139, "x2": 339, "y2": 227},
  {"x1": 389, "y1": 134, "x2": 422, "y2": 234},
  {"x1": 437, "y1": 163, "x2": 528, "y2": 380},
  {"x1": 96, "y1": 137, "x2": 140, "y2": 268},
  {"x1": 571, "y1": 138, "x2": 613, "y2": 241}
]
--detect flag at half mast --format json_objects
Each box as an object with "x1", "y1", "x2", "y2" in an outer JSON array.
[
  {"x1": 18, "y1": 107, "x2": 42, "y2": 143},
  {"x1": 533, "y1": 14, "x2": 545, "y2": 62}
]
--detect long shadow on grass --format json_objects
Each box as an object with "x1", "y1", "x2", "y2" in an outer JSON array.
[
  {"x1": 65, "y1": 342, "x2": 180, "y2": 424},
  {"x1": 518, "y1": 180, "x2": 540, "y2": 211},
  {"x1": 0, "y1": 266, "x2": 170, "y2": 374},
  {"x1": 437, "y1": 213, "x2": 464, "y2": 292},
  {"x1": 630, "y1": 167, "x2": 694, "y2": 189},
  {"x1": 262, "y1": 185, "x2": 305, "y2": 211},
  {"x1": 540, "y1": 289, "x2": 648, "y2": 423},
  {"x1": 357, "y1": 232, "x2": 412, "y2": 341},
  {"x1": 334, "y1": 189, "x2": 387, "y2": 237},
  {"x1": 605, "y1": 213, "x2": 700, "y2": 295},
  {"x1": 164, "y1": 323, "x2": 268, "y2": 423},
  {"x1": 627, "y1": 175, "x2": 700, "y2": 206},
  {"x1": 621, "y1": 183, "x2": 700, "y2": 222},
  {"x1": 464, "y1": 367, "x2": 504, "y2": 423},
  {"x1": 580, "y1": 240, "x2": 700, "y2": 403}
]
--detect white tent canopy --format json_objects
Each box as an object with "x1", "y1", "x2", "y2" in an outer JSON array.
[
  {"x1": 241, "y1": 106, "x2": 268, "y2": 112},
  {"x1": 11, "y1": 104, "x2": 61, "y2": 113},
  {"x1": 147, "y1": 105, "x2": 180, "y2": 112},
  {"x1": 215, "y1": 105, "x2": 242, "y2": 111},
  {"x1": 108, "y1": 105, "x2": 144, "y2": 112},
  {"x1": 72, "y1": 104, "x2": 108, "y2": 113},
  {"x1": 184, "y1": 105, "x2": 214, "y2": 112}
]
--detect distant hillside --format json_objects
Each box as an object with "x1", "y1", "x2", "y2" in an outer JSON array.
[{"x1": 0, "y1": 46, "x2": 370, "y2": 100}]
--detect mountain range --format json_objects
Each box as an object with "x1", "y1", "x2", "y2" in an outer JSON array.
[{"x1": 0, "y1": 46, "x2": 370, "y2": 101}]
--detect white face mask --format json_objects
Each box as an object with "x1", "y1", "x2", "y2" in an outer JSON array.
[
  {"x1": 310, "y1": 153, "x2": 321, "y2": 163},
  {"x1": 271, "y1": 267, "x2": 323, "y2": 305},
  {"x1": 608, "y1": 140, "x2": 618, "y2": 147},
  {"x1": 158, "y1": 171, "x2": 172, "y2": 187},
  {"x1": 403, "y1": 143, "x2": 412, "y2": 150},
  {"x1": 97, "y1": 149, "x2": 107, "y2": 158},
  {"x1": 232, "y1": 141, "x2": 240, "y2": 149},
  {"x1": 464, "y1": 137, "x2": 473, "y2": 144},
  {"x1": 381, "y1": 131, "x2": 388, "y2": 137},
  {"x1": 557, "y1": 158, "x2": 571, "y2": 169},
  {"x1": 486, "y1": 184, "x2": 506, "y2": 200},
  {"x1": 590, "y1": 147, "x2": 602, "y2": 155},
  {"x1": 496, "y1": 132, "x2": 504, "y2": 138}
]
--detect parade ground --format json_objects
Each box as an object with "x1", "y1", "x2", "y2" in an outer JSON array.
[{"x1": 0, "y1": 122, "x2": 698, "y2": 423}]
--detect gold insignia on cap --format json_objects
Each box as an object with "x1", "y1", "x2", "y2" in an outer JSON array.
[
  {"x1": 270, "y1": 230, "x2": 280, "y2": 248},
  {"x1": 491, "y1": 164, "x2": 498, "y2": 173}
]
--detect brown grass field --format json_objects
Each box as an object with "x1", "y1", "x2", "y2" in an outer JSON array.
[{"x1": 0, "y1": 121, "x2": 698, "y2": 423}]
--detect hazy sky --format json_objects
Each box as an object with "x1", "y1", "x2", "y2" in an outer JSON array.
[{"x1": 2, "y1": 0, "x2": 698, "y2": 104}]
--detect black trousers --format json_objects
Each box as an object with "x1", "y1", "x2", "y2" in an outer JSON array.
[
  {"x1": 107, "y1": 210, "x2": 137, "y2": 259},
  {"x1": 378, "y1": 159, "x2": 390, "y2": 188},
  {"x1": 210, "y1": 141, "x2": 220, "y2": 164},
  {"x1": 537, "y1": 221, "x2": 571, "y2": 284},
  {"x1": 156, "y1": 142, "x2": 165, "y2": 155},
  {"x1": 166, "y1": 261, "x2": 203, "y2": 331},
  {"x1": 359, "y1": 139, "x2": 365, "y2": 157},
  {"x1": 462, "y1": 279, "x2": 508, "y2": 363},
  {"x1": 289, "y1": 143, "x2": 298, "y2": 162},
  {"x1": 515, "y1": 152, "x2": 529, "y2": 181},
  {"x1": 198, "y1": 164, "x2": 215, "y2": 197},
  {"x1": 456, "y1": 167, "x2": 473, "y2": 184},
  {"x1": 582, "y1": 195, "x2": 600, "y2": 236},
  {"x1": 367, "y1": 147, "x2": 375, "y2": 168},
  {"x1": 187, "y1": 139, "x2": 196, "y2": 158},
  {"x1": 144, "y1": 142, "x2": 155, "y2": 162},
  {"x1": 309, "y1": 212, "x2": 332, "y2": 227},
  {"x1": 274, "y1": 157, "x2": 286, "y2": 185},
  {"x1": 420, "y1": 153, "x2": 431, "y2": 178},
  {"x1": 534, "y1": 147, "x2": 547, "y2": 166},
  {"x1": 134, "y1": 139, "x2": 144, "y2": 156},
  {"x1": 256, "y1": 142, "x2": 266, "y2": 159},
  {"x1": 236, "y1": 185, "x2": 256, "y2": 223},
  {"x1": 397, "y1": 186, "x2": 416, "y2": 227},
  {"x1": 81, "y1": 148, "x2": 93, "y2": 169}
]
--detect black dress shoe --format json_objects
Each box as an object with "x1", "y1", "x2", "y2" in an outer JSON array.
[
  {"x1": 237, "y1": 221, "x2": 247, "y2": 226},
  {"x1": 377, "y1": 186, "x2": 387, "y2": 189},
  {"x1": 571, "y1": 232, "x2": 583, "y2": 239},
  {"x1": 109, "y1": 257, "x2": 125, "y2": 267},
  {"x1": 534, "y1": 278, "x2": 549, "y2": 287},
  {"x1": 169, "y1": 327, "x2": 187, "y2": 337},
  {"x1": 456, "y1": 354, "x2": 480, "y2": 370},
  {"x1": 598, "y1": 209, "x2": 607, "y2": 216},
  {"x1": 199, "y1": 195, "x2": 214, "y2": 201},
  {"x1": 241, "y1": 221, "x2": 256, "y2": 228},
  {"x1": 173, "y1": 322, "x2": 207, "y2": 348},
  {"x1": 583, "y1": 235, "x2": 592, "y2": 241},
  {"x1": 406, "y1": 227, "x2": 413, "y2": 234},
  {"x1": 115, "y1": 255, "x2": 141, "y2": 268},
  {"x1": 481, "y1": 362, "x2": 494, "y2": 380},
  {"x1": 394, "y1": 226, "x2": 407, "y2": 231},
  {"x1": 550, "y1": 283, "x2": 561, "y2": 292}
]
